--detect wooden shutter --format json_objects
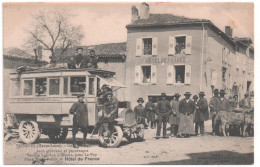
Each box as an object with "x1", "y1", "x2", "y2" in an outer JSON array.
[
  {"x1": 134, "y1": 66, "x2": 141, "y2": 84},
  {"x1": 184, "y1": 65, "x2": 191, "y2": 85},
  {"x1": 168, "y1": 37, "x2": 176, "y2": 55},
  {"x1": 185, "y1": 36, "x2": 192, "y2": 55},
  {"x1": 152, "y1": 37, "x2": 158, "y2": 56},
  {"x1": 167, "y1": 65, "x2": 174, "y2": 84},
  {"x1": 151, "y1": 65, "x2": 157, "y2": 84},
  {"x1": 136, "y1": 38, "x2": 142, "y2": 57},
  {"x1": 211, "y1": 70, "x2": 217, "y2": 86}
]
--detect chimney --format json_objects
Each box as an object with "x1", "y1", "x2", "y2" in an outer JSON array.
[
  {"x1": 37, "y1": 46, "x2": 43, "y2": 59},
  {"x1": 139, "y1": 2, "x2": 150, "y2": 19},
  {"x1": 225, "y1": 26, "x2": 233, "y2": 37},
  {"x1": 131, "y1": 6, "x2": 139, "y2": 23}
]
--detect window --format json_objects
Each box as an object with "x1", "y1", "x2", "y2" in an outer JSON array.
[
  {"x1": 222, "y1": 67, "x2": 227, "y2": 87},
  {"x1": 23, "y1": 80, "x2": 33, "y2": 96},
  {"x1": 63, "y1": 77, "x2": 68, "y2": 95},
  {"x1": 35, "y1": 78, "x2": 47, "y2": 96},
  {"x1": 175, "y1": 65, "x2": 185, "y2": 83},
  {"x1": 49, "y1": 78, "x2": 60, "y2": 95},
  {"x1": 88, "y1": 78, "x2": 95, "y2": 95},
  {"x1": 143, "y1": 38, "x2": 152, "y2": 55},
  {"x1": 175, "y1": 36, "x2": 186, "y2": 54},
  {"x1": 141, "y1": 66, "x2": 151, "y2": 83},
  {"x1": 10, "y1": 79, "x2": 20, "y2": 96},
  {"x1": 70, "y1": 77, "x2": 86, "y2": 93}
]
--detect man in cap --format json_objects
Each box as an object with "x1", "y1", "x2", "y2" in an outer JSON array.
[
  {"x1": 86, "y1": 49, "x2": 98, "y2": 68},
  {"x1": 239, "y1": 93, "x2": 251, "y2": 109},
  {"x1": 178, "y1": 92, "x2": 196, "y2": 138},
  {"x1": 168, "y1": 93, "x2": 181, "y2": 137},
  {"x1": 134, "y1": 98, "x2": 147, "y2": 127},
  {"x1": 69, "y1": 94, "x2": 89, "y2": 148},
  {"x1": 155, "y1": 93, "x2": 171, "y2": 139},
  {"x1": 193, "y1": 95, "x2": 199, "y2": 104},
  {"x1": 98, "y1": 91, "x2": 119, "y2": 136},
  {"x1": 145, "y1": 97, "x2": 156, "y2": 129},
  {"x1": 194, "y1": 92, "x2": 209, "y2": 136},
  {"x1": 209, "y1": 89, "x2": 221, "y2": 135},
  {"x1": 219, "y1": 89, "x2": 230, "y2": 112}
]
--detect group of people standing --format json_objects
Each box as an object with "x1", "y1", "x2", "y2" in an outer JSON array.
[{"x1": 134, "y1": 88, "x2": 253, "y2": 139}]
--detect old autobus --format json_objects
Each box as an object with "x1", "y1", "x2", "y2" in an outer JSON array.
[{"x1": 8, "y1": 67, "x2": 126, "y2": 145}]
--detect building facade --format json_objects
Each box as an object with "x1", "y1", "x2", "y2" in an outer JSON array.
[{"x1": 124, "y1": 3, "x2": 254, "y2": 107}]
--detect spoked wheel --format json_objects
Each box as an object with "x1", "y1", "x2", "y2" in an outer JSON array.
[
  {"x1": 48, "y1": 128, "x2": 68, "y2": 143},
  {"x1": 19, "y1": 120, "x2": 40, "y2": 144},
  {"x1": 98, "y1": 125, "x2": 123, "y2": 148}
]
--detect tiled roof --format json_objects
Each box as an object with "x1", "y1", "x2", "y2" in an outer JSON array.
[
  {"x1": 3, "y1": 47, "x2": 35, "y2": 59},
  {"x1": 56, "y1": 42, "x2": 127, "y2": 63},
  {"x1": 126, "y1": 14, "x2": 210, "y2": 28}
]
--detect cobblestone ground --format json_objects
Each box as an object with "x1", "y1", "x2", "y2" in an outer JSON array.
[{"x1": 4, "y1": 120, "x2": 254, "y2": 165}]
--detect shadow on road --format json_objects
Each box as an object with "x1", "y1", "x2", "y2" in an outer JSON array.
[{"x1": 148, "y1": 150, "x2": 254, "y2": 165}]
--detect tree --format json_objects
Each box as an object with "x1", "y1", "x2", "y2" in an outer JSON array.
[{"x1": 24, "y1": 9, "x2": 84, "y2": 63}]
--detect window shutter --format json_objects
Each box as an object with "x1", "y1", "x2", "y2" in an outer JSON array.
[
  {"x1": 152, "y1": 37, "x2": 158, "y2": 56},
  {"x1": 185, "y1": 36, "x2": 192, "y2": 55},
  {"x1": 167, "y1": 65, "x2": 174, "y2": 84},
  {"x1": 211, "y1": 70, "x2": 217, "y2": 86},
  {"x1": 151, "y1": 65, "x2": 157, "y2": 84},
  {"x1": 184, "y1": 65, "x2": 191, "y2": 85},
  {"x1": 136, "y1": 38, "x2": 142, "y2": 57},
  {"x1": 134, "y1": 66, "x2": 141, "y2": 84},
  {"x1": 168, "y1": 37, "x2": 176, "y2": 55}
]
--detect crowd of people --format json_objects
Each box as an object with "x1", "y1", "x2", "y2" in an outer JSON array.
[{"x1": 134, "y1": 89, "x2": 254, "y2": 139}]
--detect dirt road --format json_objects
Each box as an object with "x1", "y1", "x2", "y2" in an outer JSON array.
[{"x1": 4, "y1": 121, "x2": 254, "y2": 165}]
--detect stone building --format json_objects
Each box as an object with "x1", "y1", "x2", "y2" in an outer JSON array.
[{"x1": 124, "y1": 3, "x2": 254, "y2": 107}]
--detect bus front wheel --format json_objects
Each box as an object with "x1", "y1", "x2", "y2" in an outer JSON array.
[{"x1": 18, "y1": 120, "x2": 40, "y2": 144}]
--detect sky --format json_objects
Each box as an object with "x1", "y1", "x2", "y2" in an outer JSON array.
[{"x1": 3, "y1": 2, "x2": 254, "y2": 49}]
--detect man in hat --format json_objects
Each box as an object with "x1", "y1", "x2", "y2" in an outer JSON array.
[
  {"x1": 145, "y1": 97, "x2": 156, "y2": 129},
  {"x1": 239, "y1": 93, "x2": 251, "y2": 109},
  {"x1": 86, "y1": 49, "x2": 98, "y2": 68},
  {"x1": 209, "y1": 89, "x2": 221, "y2": 135},
  {"x1": 155, "y1": 93, "x2": 171, "y2": 139},
  {"x1": 134, "y1": 98, "x2": 147, "y2": 127},
  {"x1": 178, "y1": 92, "x2": 196, "y2": 137},
  {"x1": 168, "y1": 93, "x2": 181, "y2": 137},
  {"x1": 194, "y1": 92, "x2": 209, "y2": 136},
  {"x1": 68, "y1": 47, "x2": 85, "y2": 69},
  {"x1": 219, "y1": 89, "x2": 230, "y2": 112},
  {"x1": 69, "y1": 94, "x2": 89, "y2": 148},
  {"x1": 193, "y1": 95, "x2": 199, "y2": 104}
]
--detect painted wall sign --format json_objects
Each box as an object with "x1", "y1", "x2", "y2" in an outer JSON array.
[{"x1": 144, "y1": 55, "x2": 188, "y2": 64}]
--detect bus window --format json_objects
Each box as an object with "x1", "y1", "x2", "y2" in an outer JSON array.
[
  {"x1": 49, "y1": 78, "x2": 60, "y2": 95},
  {"x1": 70, "y1": 77, "x2": 86, "y2": 93},
  {"x1": 63, "y1": 77, "x2": 68, "y2": 95},
  {"x1": 89, "y1": 78, "x2": 95, "y2": 95},
  {"x1": 35, "y1": 78, "x2": 47, "y2": 96},
  {"x1": 24, "y1": 80, "x2": 33, "y2": 96},
  {"x1": 10, "y1": 79, "x2": 20, "y2": 96}
]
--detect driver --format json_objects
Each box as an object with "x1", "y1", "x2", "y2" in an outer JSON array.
[{"x1": 99, "y1": 91, "x2": 119, "y2": 135}]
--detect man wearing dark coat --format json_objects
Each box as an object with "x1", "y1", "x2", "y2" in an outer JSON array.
[
  {"x1": 194, "y1": 92, "x2": 209, "y2": 136},
  {"x1": 85, "y1": 49, "x2": 98, "y2": 68},
  {"x1": 69, "y1": 94, "x2": 89, "y2": 148},
  {"x1": 209, "y1": 89, "x2": 221, "y2": 135},
  {"x1": 134, "y1": 98, "x2": 146, "y2": 127},
  {"x1": 68, "y1": 47, "x2": 85, "y2": 69},
  {"x1": 155, "y1": 93, "x2": 171, "y2": 139},
  {"x1": 178, "y1": 92, "x2": 196, "y2": 138},
  {"x1": 168, "y1": 93, "x2": 181, "y2": 137},
  {"x1": 145, "y1": 97, "x2": 156, "y2": 129},
  {"x1": 219, "y1": 89, "x2": 230, "y2": 111}
]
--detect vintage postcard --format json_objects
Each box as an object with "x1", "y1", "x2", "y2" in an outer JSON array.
[{"x1": 3, "y1": 2, "x2": 254, "y2": 165}]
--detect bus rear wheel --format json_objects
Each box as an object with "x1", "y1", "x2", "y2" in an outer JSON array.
[
  {"x1": 19, "y1": 120, "x2": 40, "y2": 144},
  {"x1": 48, "y1": 128, "x2": 68, "y2": 143}
]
